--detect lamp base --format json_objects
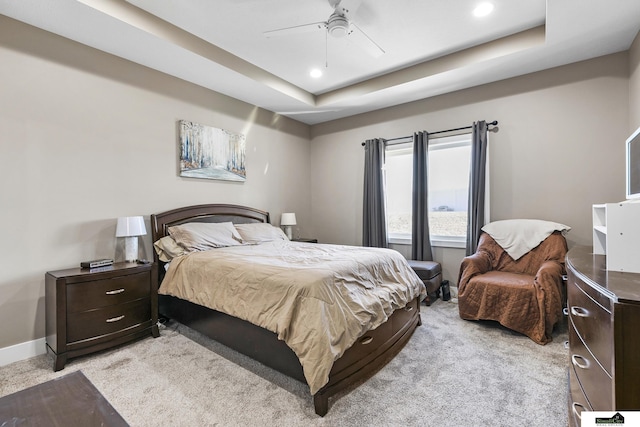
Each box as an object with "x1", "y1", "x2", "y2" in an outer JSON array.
[
  {"x1": 123, "y1": 236, "x2": 139, "y2": 262},
  {"x1": 284, "y1": 226, "x2": 293, "y2": 240}
]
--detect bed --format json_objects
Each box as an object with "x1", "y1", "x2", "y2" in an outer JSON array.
[{"x1": 150, "y1": 204, "x2": 425, "y2": 416}]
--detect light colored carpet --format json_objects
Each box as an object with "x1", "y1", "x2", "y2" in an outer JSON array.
[{"x1": 0, "y1": 297, "x2": 569, "y2": 426}]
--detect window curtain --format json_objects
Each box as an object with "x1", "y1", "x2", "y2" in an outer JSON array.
[
  {"x1": 466, "y1": 120, "x2": 488, "y2": 255},
  {"x1": 362, "y1": 138, "x2": 388, "y2": 248},
  {"x1": 411, "y1": 131, "x2": 433, "y2": 261}
]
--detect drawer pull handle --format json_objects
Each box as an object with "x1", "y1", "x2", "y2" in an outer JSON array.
[
  {"x1": 570, "y1": 306, "x2": 589, "y2": 317},
  {"x1": 106, "y1": 288, "x2": 125, "y2": 295},
  {"x1": 563, "y1": 307, "x2": 569, "y2": 316},
  {"x1": 359, "y1": 336, "x2": 374, "y2": 345},
  {"x1": 404, "y1": 305, "x2": 414, "y2": 312},
  {"x1": 571, "y1": 354, "x2": 590, "y2": 370},
  {"x1": 106, "y1": 315, "x2": 125, "y2": 323},
  {"x1": 572, "y1": 402, "x2": 585, "y2": 420}
]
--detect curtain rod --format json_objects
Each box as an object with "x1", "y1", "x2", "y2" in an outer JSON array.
[{"x1": 361, "y1": 120, "x2": 498, "y2": 146}]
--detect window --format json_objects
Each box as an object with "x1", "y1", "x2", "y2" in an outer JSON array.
[{"x1": 385, "y1": 133, "x2": 471, "y2": 248}]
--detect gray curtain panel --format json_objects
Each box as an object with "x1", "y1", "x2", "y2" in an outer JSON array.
[
  {"x1": 362, "y1": 138, "x2": 388, "y2": 248},
  {"x1": 466, "y1": 120, "x2": 488, "y2": 255},
  {"x1": 411, "y1": 131, "x2": 433, "y2": 261}
]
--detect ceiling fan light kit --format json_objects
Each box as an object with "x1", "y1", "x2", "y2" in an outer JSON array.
[{"x1": 327, "y1": 12, "x2": 349, "y2": 38}]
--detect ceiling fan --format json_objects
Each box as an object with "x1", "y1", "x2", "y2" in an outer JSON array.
[{"x1": 263, "y1": 0, "x2": 385, "y2": 58}]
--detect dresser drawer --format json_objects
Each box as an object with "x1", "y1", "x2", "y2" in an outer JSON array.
[
  {"x1": 67, "y1": 298, "x2": 151, "y2": 343},
  {"x1": 67, "y1": 271, "x2": 150, "y2": 313},
  {"x1": 569, "y1": 319, "x2": 612, "y2": 409},
  {"x1": 569, "y1": 365, "x2": 592, "y2": 427},
  {"x1": 567, "y1": 279, "x2": 612, "y2": 373}
]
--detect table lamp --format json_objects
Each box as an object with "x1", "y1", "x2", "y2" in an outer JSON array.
[
  {"x1": 280, "y1": 213, "x2": 296, "y2": 240},
  {"x1": 116, "y1": 216, "x2": 146, "y2": 262}
]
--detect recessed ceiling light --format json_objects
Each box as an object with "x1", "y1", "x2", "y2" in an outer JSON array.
[
  {"x1": 310, "y1": 68, "x2": 323, "y2": 78},
  {"x1": 473, "y1": 2, "x2": 494, "y2": 17}
]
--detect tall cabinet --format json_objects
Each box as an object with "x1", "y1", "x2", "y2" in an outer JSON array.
[
  {"x1": 566, "y1": 246, "x2": 640, "y2": 427},
  {"x1": 592, "y1": 201, "x2": 640, "y2": 273}
]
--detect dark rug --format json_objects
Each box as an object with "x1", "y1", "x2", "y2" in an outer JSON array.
[{"x1": 0, "y1": 370, "x2": 128, "y2": 427}]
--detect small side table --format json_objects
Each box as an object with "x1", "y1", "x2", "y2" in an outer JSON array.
[
  {"x1": 292, "y1": 238, "x2": 318, "y2": 243},
  {"x1": 45, "y1": 262, "x2": 159, "y2": 371}
]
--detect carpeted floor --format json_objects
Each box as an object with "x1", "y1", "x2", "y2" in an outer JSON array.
[{"x1": 0, "y1": 297, "x2": 569, "y2": 426}]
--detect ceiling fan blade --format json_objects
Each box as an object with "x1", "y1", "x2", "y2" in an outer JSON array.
[
  {"x1": 263, "y1": 22, "x2": 326, "y2": 38},
  {"x1": 349, "y1": 23, "x2": 385, "y2": 57}
]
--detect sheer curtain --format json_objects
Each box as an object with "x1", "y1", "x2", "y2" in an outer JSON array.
[
  {"x1": 411, "y1": 131, "x2": 433, "y2": 261},
  {"x1": 466, "y1": 120, "x2": 488, "y2": 255},
  {"x1": 362, "y1": 138, "x2": 388, "y2": 248}
]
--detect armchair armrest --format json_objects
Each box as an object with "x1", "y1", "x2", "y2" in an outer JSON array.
[
  {"x1": 457, "y1": 251, "x2": 492, "y2": 292},
  {"x1": 534, "y1": 259, "x2": 566, "y2": 337},
  {"x1": 534, "y1": 260, "x2": 564, "y2": 288}
]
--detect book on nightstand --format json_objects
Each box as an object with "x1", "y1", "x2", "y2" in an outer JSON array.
[{"x1": 80, "y1": 259, "x2": 114, "y2": 269}]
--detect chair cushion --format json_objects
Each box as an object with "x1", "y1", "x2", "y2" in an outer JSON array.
[
  {"x1": 407, "y1": 260, "x2": 441, "y2": 280},
  {"x1": 468, "y1": 270, "x2": 534, "y2": 288}
]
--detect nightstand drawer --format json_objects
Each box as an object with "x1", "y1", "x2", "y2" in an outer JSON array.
[
  {"x1": 67, "y1": 298, "x2": 151, "y2": 343},
  {"x1": 567, "y1": 279, "x2": 612, "y2": 373},
  {"x1": 67, "y1": 271, "x2": 150, "y2": 312}
]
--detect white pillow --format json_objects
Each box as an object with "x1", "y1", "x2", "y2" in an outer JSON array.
[
  {"x1": 481, "y1": 219, "x2": 571, "y2": 260},
  {"x1": 234, "y1": 222, "x2": 289, "y2": 244},
  {"x1": 168, "y1": 221, "x2": 243, "y2": 251}
]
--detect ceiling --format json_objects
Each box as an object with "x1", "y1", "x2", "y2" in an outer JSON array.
[{"x1": 1, "y1": 0, "x2": 640, "y2": 125}]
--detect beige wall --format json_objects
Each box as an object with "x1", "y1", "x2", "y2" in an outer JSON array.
[
  {"x1": 310, "y1": 53, "x2": 630, "y2": 284},
  {"x1": 630, "y1": 31, "x2": 640, "y2": 131},
  {"x1": 0, "y1": 17, "x2": 311, "y2": 348}
]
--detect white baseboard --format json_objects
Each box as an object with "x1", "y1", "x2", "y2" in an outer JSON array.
[{"x1": 0, "y1": 338, "x2": 47, "y2": 367}]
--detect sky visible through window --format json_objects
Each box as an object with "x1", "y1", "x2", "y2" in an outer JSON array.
[{"x1": 385, "y1": 135, "x2": 471, "y2": 238}]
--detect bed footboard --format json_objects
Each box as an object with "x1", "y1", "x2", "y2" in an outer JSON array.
[{"x1": 313, "y1": 296, "x2": 421, "y2": 415}]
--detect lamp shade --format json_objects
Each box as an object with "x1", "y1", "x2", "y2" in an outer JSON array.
[
  {"x1": 115, "y1": 216, "x2": 147, "y2": 237},
  {"x1": 280, "y1": 213, "x2": 297, "y2": 226}
]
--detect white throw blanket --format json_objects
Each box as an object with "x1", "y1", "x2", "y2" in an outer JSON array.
[{"x1": 481, "y1": 219, "x2": 571, "y2": 260}]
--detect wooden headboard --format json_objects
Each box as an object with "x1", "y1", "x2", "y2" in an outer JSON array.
[{"x1": 150, "y1": 204, "x2": 270, "y2": 284}]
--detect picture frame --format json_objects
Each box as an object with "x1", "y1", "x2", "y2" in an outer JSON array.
[{"x1": 179, "y1": 120, "x2": 246, "y2": 182}]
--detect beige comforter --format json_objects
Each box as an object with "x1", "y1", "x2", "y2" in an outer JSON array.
[{"x1": 158, "y1": 241, "x2": 425, "y2": 394}]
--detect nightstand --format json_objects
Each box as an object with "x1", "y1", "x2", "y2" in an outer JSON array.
[
  {"x1": 45, "y1": 262, "x2": 159, "y2": 371},
  {"x1": 292, "y1": 238, "x2": 318, "y2": 243}
]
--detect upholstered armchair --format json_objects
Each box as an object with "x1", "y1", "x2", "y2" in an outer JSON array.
[{"x1": 457, "y1": 220, "x2": 570, "y2": 345}]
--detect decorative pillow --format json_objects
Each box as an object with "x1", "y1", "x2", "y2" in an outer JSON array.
[
  {"x1": 153, "y1": 236, "x2": 189, "y2": 262},
  {"x1": 481, "y1": 219, "x2": 571, "y2": 260},
  {"x1": 234, "y1": 222, "x2": 289, "y2": 244},
  {"x1": 168, "y1": 221, "x2": 243, "y2": 251}
]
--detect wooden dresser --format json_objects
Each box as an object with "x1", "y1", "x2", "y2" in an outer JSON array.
[
  {"x1": 565, "y1": 246, "x2": 640, "y2": 426},
  {"x1": 45, "y1": 262, "x2": 159, "y2": 371}
]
